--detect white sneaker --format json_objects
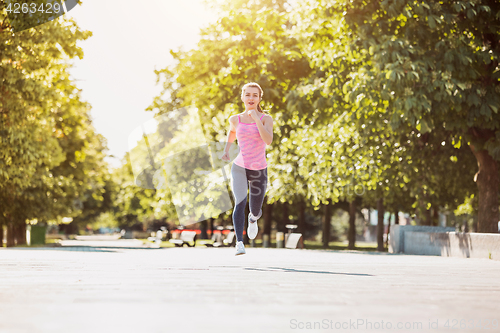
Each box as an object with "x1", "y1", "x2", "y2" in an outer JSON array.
[
  {"x1": 235, "y1": 241, "x2": 246, "y2": 256},
  {"x1": 247, "y1": 211, "x2": 261, "y2": 240}
]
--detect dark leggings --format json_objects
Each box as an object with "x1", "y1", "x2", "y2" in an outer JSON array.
[{"x1": 231, "y1": 163, "x2": 268, "y2": 242}]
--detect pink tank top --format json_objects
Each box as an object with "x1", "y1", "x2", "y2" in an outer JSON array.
[{"x1": 233, "y1": 113, "x2": 267, "y2": 170}]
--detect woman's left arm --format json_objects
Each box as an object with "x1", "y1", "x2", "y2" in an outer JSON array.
[{"x1": 256, "y1": 115, "x2": 273, "y2": 145}]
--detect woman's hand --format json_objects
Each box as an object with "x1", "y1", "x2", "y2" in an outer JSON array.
[
  {"x1": 247, "y1": 108, "x2": 259, "y2": 121},
  {"x1": 221, "y1": 151, "x2": 230, "y2": 161}
]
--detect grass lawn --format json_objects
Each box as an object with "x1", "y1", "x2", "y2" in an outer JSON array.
[
  {"x1": 138, "y1": 238, "x2": 178, "y2": 248},
  {"x1": 3, "y1": 237, "x2": 385, "y2": 252},
  {"x1": 304, "y1": 240, "x2": 386, "y2": 252},
  {"x1": 2, "y1": 238, "x2": 60, "y2": 248},
  {"x1": 139, "y1": 238, "x2": 386, "y2": 252}
]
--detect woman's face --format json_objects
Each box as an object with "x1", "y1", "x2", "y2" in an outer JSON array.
[{"x1": 241, "y1": 87, "x2": 261, "y2": 110}]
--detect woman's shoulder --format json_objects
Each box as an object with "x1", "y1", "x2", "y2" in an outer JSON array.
[
  {"x1": 229, "y1": 114, "x2": 241, "y2": 123},
  {"x1": 262, "y1": 111, "x2": 273, "y2": 121}
]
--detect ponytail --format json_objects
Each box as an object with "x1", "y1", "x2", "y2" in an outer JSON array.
[{"x1": 258, "y1": 104, "x2": 269, "y2": 114}]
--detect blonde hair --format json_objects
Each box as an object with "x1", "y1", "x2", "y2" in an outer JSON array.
[{"x1": 241, "y1": 82, "x2": 268, "y2": 114}]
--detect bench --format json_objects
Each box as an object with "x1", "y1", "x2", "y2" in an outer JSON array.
[
  {"x1": 203, "y1": 231, "x2": 236, "y2": 248},
  {"x1": 147, "y1": 229, "x2": 165, "y2": 246},
  {"x1": 285, "y1": 233, "x2": 303, "y2": 249},
  {"x1": 199, "y1": 232, "x2": 222, "y2": 247},
  {"x1": 169, "y1": 230, "x2": 197, "y2": 247},
  {"x1": 200, "y1": 230, "x2": 236, "y2": 248},
  {"x1": 220, "y1": 231, "x2": 236, "y2": 247}
]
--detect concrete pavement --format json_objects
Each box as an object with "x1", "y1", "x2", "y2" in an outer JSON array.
[
  {"x1": 58, "y1": 238, "x2": 155, "y2": 249},
  {"x1": 0, "y1": 244, "x2": 499, "y2": 333}
]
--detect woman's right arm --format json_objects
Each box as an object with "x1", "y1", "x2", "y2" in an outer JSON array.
[{"x1": 222, "y1": 116, "x2": 237, "y2": 160}]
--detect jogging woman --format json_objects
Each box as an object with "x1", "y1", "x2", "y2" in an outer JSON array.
[{"x1": 221, "y1": 82, "x2": 274, "y2": 255}]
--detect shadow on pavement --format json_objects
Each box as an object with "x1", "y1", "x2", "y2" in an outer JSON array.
[
  {"x1": 244, "y1": 266, "x2": 374, "y2": 276},
  {"x1": 2, "y1": 246, "x2": 166, "y2": 252},
  {"x1": 317, "y1": 249, "x2": 395, "y2": 256}
]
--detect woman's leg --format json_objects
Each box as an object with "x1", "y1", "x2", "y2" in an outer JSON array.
[
  {"x1": 247, "y1": 167, "x2": 268, "y2": 220},
  {"x1": 231, "y1": 163, "x2": 248, "y2": 242}
]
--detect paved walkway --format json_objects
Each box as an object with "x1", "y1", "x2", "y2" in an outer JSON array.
[
  {"x1": 58, "y1": 239, "x2": 155, "y2": 249},
  {"x1": 0, "y1": 244, "x2": 499, "y2": 333}
]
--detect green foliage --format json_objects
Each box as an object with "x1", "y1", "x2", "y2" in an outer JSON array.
[
  {"x1": 290, "y1": 0, "x2": 493, "y2": 218},
  {"x1": 454, "y1": 194, "x2": 476, "y2": 216},
  {"x1": 147, "y1": 0, "x2": 314, "y2": 209},
  {"x1": 110, "y1": 153, "x2": 178, "y2": 228},
  {"x1": 341, "y1": 0, "x2": 500, "y2": 154},
  {"x1": 3, "y1": 0, "x2": 492, "y2": 233},
  {"x1": 0, "y1": 3, "x2": 112, "y2": 232},
  {"x1": 89, "y1": 211, "x2": 120, "y2": 230},
  {"x1": 141, "y1": 0, "x2": 496, "y2": 228}
]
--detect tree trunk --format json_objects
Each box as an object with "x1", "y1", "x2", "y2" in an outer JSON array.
[
  {"x1": 6, "y1": 223, "x2": 15, "y2": 247},
  {"x1": 298, "y1": 198, "x2": 306, "y2": 235},
  {"x1": 424, "y1": 206, "x2": 432, "y2": 226},
  {"x1": 395, "y1": 210, "x2": 400, "y2": 225},
  {"x1": 263, "y1": 202, "x2": 273, "y2": 237},
  {"x1": 367, "y1": 208, "x2": 371, "y2": 241},
  {"x1": 208, "y1": 217, "x2": 214, "y2": 239},
  {"x1": 281, "y1": 202, "x2": 289, "y2": 233},
  {"x1": 385, "y1": 213, "x2": 391, "y2": 249},
  {"x1": 463, "y1": 216, "x2": 469, "y2": 233},
  {"x1": 322, "y1": 199, "x2": 332, "y2": 249},
  {"x1": 473, "y1": 215, "x2": 478, "y2": 233},
  {"x1": 432, "y1": 208, "x2": 439, "y2": 227},
  {"x1": 200, "y1": 220, "x2": 208, "y2": 240},
  {"x1": 16, "y1": 222, "x2": 27, "y2": 245},
  {"x1": 469, "y1": 144, "x2": 499, "y2": 233},
  {"x1": 377, "y1": 198, "x2": 385, "y2": 251},
  {"x1": 347, "y1": 200, "x2": 356, "y2": 250}
]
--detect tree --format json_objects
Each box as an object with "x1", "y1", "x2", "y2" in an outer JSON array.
[
  {"x1": 147, "y1": 0, "x2": 314, "y2": 227},
  {"x1": 291, "y1": 0, "x2": 493, "y2": 234},
  {"x1": 340, "y1": 0, "x2": 500, "y2": 232},
  {"x1": 0, "y1": 2, "x2": 115, "y2": 243}
]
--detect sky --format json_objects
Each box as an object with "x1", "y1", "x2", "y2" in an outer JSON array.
[{"x1": 65, "y1": 0, "x2": 219, "y2": 169}]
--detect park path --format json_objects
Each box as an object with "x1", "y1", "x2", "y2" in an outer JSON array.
[{"x1": 0, "y1": 245, "x2": 499, "y2": 333}]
